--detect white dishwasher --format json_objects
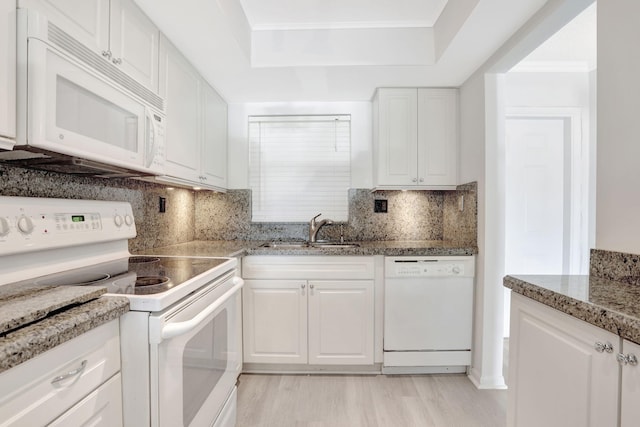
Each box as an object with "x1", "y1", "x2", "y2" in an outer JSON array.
[{"x1": 383, "y1": 256, "x2": 475, "y2": 374}]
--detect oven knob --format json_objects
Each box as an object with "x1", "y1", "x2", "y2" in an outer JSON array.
[
  {"x1": 114, "y1": 214, "x2": 123, "y2": 227},
  {"x1": 124, "y1": 214, "x2": 133, "y2": 226},
  {"x1": 17, "y1": 215, "x2": 34, "y2": 234},
  {"x1": 0, "y1": 217, "x2": 9, "y2": 236},
  {"x1": 452, "y1": 265, "x2": 461, "y2": 274}
]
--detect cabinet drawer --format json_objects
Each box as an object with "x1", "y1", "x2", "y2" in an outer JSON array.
[
  {"x1": 243, "y1": 256, "x2": 375, "y2": 280},
  {"x1": 49, "y1": 373, "x2": 123, "y2": 427},
  {"x1": 0, "y1": 320, "x2": 121, "y2": 427}
]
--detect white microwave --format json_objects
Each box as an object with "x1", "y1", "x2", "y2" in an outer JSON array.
[{"x1": 0, "y1": 8, "x2": 166, "y2": 177}]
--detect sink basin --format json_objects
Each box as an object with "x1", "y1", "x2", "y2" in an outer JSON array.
[
  {"x1": 260, "y1": 241, "x2": 360, "y2": 249},
  {"x1": 260, "y1": 241, "x2": 309, "y2": 248},
  {"x1": 310, "y1": 242, "x2": 360, "y2": 249}
]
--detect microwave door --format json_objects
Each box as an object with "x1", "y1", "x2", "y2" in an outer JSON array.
[{"x1": 27, "y1": 39, "x2": 146, "y2": 170}]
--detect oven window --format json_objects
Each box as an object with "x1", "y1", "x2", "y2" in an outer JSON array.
[
  {"x1": 182, "y1": 308, "x2": 228, "y2": 426},
  {"x1": 56, "y1": 76, "x2": 139, "y2": 152}
]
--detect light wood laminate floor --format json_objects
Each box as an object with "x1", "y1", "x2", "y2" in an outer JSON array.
[{"x1": 237, "y1": 373, "x2": 506, "y2": 427}]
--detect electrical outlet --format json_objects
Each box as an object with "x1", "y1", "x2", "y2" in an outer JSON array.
[
  {"x1": 374, "y1": 199, "x2": 388, "y2": 213},
  {"x1": 159, "y1": 197, "x2": 166, "y2": 213},
  {"x1": 458, "y1": 195, "x2": 464, "y2": 212}
]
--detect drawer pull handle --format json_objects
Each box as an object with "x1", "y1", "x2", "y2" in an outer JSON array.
[{"x1": 51, "y1": 360, "x2": 87, "y2": 387}]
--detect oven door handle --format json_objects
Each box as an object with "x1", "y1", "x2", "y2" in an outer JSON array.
[{"x1": 160, "y1": 277, "x2": 244, "y2": 341}]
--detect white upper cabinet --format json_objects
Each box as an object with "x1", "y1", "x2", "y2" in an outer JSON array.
[
  {"x1": 20, "y1": 0, "x2": 159, "y2": 93},
  {"x1": 159, "y1": 34, "x2": 228, "y2": 191},
  {"x1": 373, "y1": 88, "x2": 458, "y2": 189},
  {"x1": 0, "y1": 1, "x2": 16, "y2": 147},
  {"x1": 108, "y1": 0, "x2": 158, "y2": 91},
  {"x1": 201, "y1": 82, "x2": 228, "y2": 189},
  {"x1": 159, "y1": 34, "x2": 201, "y2": 182}
]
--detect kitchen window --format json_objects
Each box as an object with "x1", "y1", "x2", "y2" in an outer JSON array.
[{"x1": 248, "y1": 115, "x2": 351, "y2": 222}]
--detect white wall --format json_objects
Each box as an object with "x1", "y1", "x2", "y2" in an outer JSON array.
[
  {"x1": 227, "y1": 102, "x2": 373, "y2": 189},
  {"x1": 595, "y1": 1, "x2": 640, "y2": 254},
  {"x1": 458, "y1": 0, "x2": 594, "y2": 389}
]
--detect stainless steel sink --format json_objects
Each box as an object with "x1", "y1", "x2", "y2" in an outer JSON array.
[
  {"x1": 309, "y1": 242, "x2": 360, "y2": 248},
  {"x1": 260, "y1": 241, "x2": 309, "y2": 248},
  {"x1": 260, "y1": 241, "x2": 360, "y2": 249}
]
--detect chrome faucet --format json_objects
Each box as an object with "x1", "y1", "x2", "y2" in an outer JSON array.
[{"x1": 309, "y1": 213, "x2": 333, "y2": 243}]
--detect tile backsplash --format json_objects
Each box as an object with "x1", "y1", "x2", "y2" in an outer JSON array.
[{"x1": 0, "y1": 164, "x2": 477, "y2": 249}]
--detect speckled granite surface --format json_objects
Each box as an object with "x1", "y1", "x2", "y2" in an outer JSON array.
[
  {"x1": 504, "y1": 275, "x2": 640, "y2": 345},
  {"x1": 194, "y1": 186, "x2": 476, "y2": 243},
  {"x1": 590, "y1": 249, "x2": 640, "y2": 285},
  {"x1": 0, "y1": 164, "x2": 196, "y2": 253},
  {"x1": 138, "y1": 239, "x2": 478, "y2": 257},
  {"x1": 0, "y1": 284, "x2": 106, "y2": 334},
  {"x1": 0, "y1": 296, "x2": 129, "y2": 373}
]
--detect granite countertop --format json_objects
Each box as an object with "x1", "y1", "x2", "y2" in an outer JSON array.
[
  {"x1": 504, "y1": 275, "x2": 640, "y2": 345},
  {"x1": 0, "y1": 282, "x2": 129, "y2": 373},
  {"x1": 138, "y1": 240, "x2": 478, "y2": 258}
]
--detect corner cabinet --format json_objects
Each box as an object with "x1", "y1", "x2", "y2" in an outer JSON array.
[
  {"x1": 373, "y1": 88, "x2": 458, "y2": 190},
  {"x1": 19, "y1": 0, "x2": 159, "y2": 92},
  {"x1": 242, "y1": 256, "x2": 375, "y2": 367},
  {"x1": 158, "y1": 34, "x2": 227, "y2": 191},
  {"x1": 508, "y1": 293, "x2": 640, "y2": 427},
  {"x1": 0, "y1": 1, "x2": 16, "y2": 148}
]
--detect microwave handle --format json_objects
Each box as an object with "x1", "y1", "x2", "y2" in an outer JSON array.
[
  {"x1": 145, "y1": 108, "x2": 157, "y2": 168},
  {"x1": 160, "y1": 276, "x2": 244, "y2": 341}
]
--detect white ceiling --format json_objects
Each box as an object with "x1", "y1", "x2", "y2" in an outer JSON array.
[
  {"x1": 512, "y1": 2, "x2": 597, "y2": 72},
  {"x1": 133, "y1": 0, "x2": 551, "y2": 102}
]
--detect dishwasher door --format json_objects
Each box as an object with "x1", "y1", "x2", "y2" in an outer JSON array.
[{"x1": 383, "y1": 256, "x2": 475, "y2": 373}]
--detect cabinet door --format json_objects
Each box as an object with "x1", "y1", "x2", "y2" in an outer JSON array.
[
  {"x1": 621, "y1": 339, "x2": 640, "y2": 427},
  {"x1": 308, "y1": 280, "x2": 374, "y2": 365},
  {"x1": 417, "y1": 88, "x2": 458, "y2": 186},
  {"x1": 0, "y1": 1, "x2": 16, "y2": 145},
  {"x1": 48, "y1": 374, "x2": 123, "y2": 427},
  {"x1": 375, "y1": 88, "x2": 418, "y2": 186},
  {"x1": 20, "y1": 0, "x2": 109, "y2": 54},
  {"x1": 109, "y1": 0, "x2": 158, "y2": 92},
  {"x1": 159, "y1": 35, "x2": 201, "y2": 182},
  {"x1": 508, "y1": 293, "x2": 619, "y2": 427},
  {"x1": 243, "y1": 280, "x2": 308, "y2": 364},
  {"x1": 201, "y1": 82, "x2": 228, "y2": 189}
]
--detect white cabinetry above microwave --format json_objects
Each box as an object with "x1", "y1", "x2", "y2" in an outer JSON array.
[
  {"x1": 18, "y1": 0, "x2": 159, "y2": 93},
  {"x1": 0, "y1": 2, "x2": 16, "y2": 149},
  {"x1": 373, "y1": 88, "x2": 458, "y2": 190},
  {"x1": 156, "y1": 34, "x2": 227, "y2": 191}
]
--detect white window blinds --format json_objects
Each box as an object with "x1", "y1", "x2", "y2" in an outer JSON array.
[{"x1": 249, "y1": 115, "x2": 351, "y2": 222}]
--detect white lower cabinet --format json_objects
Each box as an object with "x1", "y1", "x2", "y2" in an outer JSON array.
[
  {"x1": 242, "y1": 256, "x2": 375, "y2": 367},
  {"x1": 508, "y1": 293, "x2": 640, "y2": 427},
  {"x1": 620, "y1": 339, "x2": 640, "y2": 427},
  {"x1": 0, "y1": 320, "x2": 122, "y2": 427}
]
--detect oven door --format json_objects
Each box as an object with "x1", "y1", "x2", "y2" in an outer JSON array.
[{"x1": 149, "y1": 273, "x2": 243, "y2": 427}]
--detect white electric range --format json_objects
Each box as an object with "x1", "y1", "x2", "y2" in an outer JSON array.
[{"x1": 0, "y1": 196, "x2": 242, "y2": 427}]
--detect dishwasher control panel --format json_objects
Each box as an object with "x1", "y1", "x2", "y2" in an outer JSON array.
[{"x1": 385, "y1": 256, "x2": 475, "y2": 278}]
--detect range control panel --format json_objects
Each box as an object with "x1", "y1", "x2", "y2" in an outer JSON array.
[
  {"x1": 0, "y1": 196, "x2": 136, "y2": 256},
  {"x1": 386, "y1": 256, "x2": 475, "y2": 278}
]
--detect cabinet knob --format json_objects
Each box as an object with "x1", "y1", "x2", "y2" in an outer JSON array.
[
  {"x1": 595, "y1": 341, "x2": 614, "y2": 353},
  {"x1": 112, "y1": 57, "x2": 122, "y2": 65},
  {"x1": 412, "y1": 178, "x2": 418, "y2": 183},
  {"x1": 618, "y1": 353, "x2": 639, "y2": 366},
  {"x1": 309, "y1": 284, "x2": 314, "y2": 289},
  {"x1": 419, "y1": 178, "x2": 424, "y2": 183},
  {"x1": 102, "y1": 50, "x2": 112, "y2": 59},
  {"x1": 301, "y1": 284, "x2": 305, "y2": 289}
]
